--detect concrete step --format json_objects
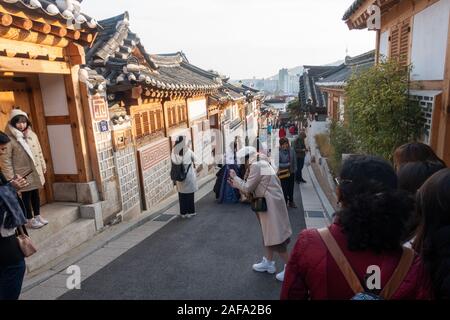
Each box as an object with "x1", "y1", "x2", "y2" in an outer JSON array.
[
  {"x1": 26, "y1": 219, "x2": 96, "y2": 273},
  {"x1": 28, "y1": 203, "x2": 81, "y2": 245}
]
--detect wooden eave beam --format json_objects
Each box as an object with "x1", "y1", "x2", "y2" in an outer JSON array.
[
  {"x1": 0, "y1": 55, "x2": 70, "y2": 74},
  {"x1": 0, "y1": 37, "x2": 65, "y2": 60},
  {"x1": 0, "y1": 25, "x2": 69, "y2": 47}
]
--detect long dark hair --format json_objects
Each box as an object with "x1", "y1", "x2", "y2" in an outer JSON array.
[
  {"x1": 174, "y1": 136, "x2": 185, "y2": 156},
  {"x1": 397, "y1": 161, "x2": 446, "y2": 242},
  {"x1": 337, "y1": 155, "x2": 413, "y2": 253},
  {"x1": 393, "y1": 142, "x2": 446, "y2": 171},
  {"x1": 413, "y1": 169, "x2": 450, "y2": 298}
]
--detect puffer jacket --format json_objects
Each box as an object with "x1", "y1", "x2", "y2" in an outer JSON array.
[{"x1": 281, "y1": 223, "x2": 433, "y2": 300}]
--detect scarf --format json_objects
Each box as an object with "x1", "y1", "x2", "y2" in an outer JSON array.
[
  {"x1": 0, "y1": 184, "x2": 27, "y2": 229},
  {"x1": 8, "y1": 125, "x2": 36, "y2": 166}
]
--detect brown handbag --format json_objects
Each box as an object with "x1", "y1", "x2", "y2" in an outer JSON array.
[{"x1": 17, "y1": 226, "x2": 37, "y2": 257}]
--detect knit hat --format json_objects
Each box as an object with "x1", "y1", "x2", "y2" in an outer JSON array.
[{"x1": 9, "y1": 109, "x2": 29, "y2": 121}]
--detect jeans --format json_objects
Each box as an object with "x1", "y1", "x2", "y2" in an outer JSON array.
[
  {"x1": 0, "y1": 259, "x2": 26, "y2": 300},
  {"x1": 296, "y1": 157, "x2": 305, "y2": 182},
  {"x1": 281, "y1": 175, "x2": 295, "y2": 202}
]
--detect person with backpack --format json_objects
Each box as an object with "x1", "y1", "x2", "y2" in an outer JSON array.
[
  {"x1": 281, "y1": 155, "x2": 432, "y2": 300},
  {"x1": 413, "y1": 169, "x2": 450, "y2": 299},
  {"x1": 171, "y1": 136, "x2": 200, "y2": 219}
]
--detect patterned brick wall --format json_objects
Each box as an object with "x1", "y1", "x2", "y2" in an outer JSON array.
[
  {"x1": 138, "y1": 138, "x2": 174, "y2": 210},
  {"x1": 114, "y1": 145, "x2": 141, "y2": 213}
]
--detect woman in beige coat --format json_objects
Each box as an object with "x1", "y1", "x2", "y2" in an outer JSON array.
[
  {"x1": 229, "y1": 148, "x2": 292, "y2": 282},
  {"x1": 0, "y1": 109, "x2": 48, "y2": 229}
]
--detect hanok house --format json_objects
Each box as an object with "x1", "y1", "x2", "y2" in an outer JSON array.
[
  {"x1": 208, "y1": 82, "x2": 247, "y2": 164},
  {"x1": 83, "y1": 13, "x2": 221, "y2": 223},
  {"x1": 343, "y1": 0, "x2": 450, "y2": 163},
  {"x1": 317, "y1": 50, "x2": 375, "y2": 122},
  {"x1": 0, "y1": 0, "x2": 100, "y2": 272},
  {"x1": 299, "y1": 65, "x2": 340, "y2": 116}
]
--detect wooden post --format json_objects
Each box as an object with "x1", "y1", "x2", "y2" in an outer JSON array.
[
  {"x1": 26, "y1": 75, "x2": 55, "y2": 202},
  {"x1": 64, "y1": 64, "x2": 93, "y2": 183}
]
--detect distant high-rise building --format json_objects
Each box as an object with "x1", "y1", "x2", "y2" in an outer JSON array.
[{"x1": 278, "y1": 68, "x2": 289, "y2": 94}]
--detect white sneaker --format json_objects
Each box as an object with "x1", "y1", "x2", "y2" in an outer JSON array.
[
  {"x1": 187, "y1": 213, "x2": 197, "y2": 218},
  {"x1": 252, "y1": 257, "x2": 276, "y2": 274},
  {"x1": 276, "y1": 265, "x2": 286, "y2": 282},
  {"x1": 29, "y1": 218, "x2": 44, "y2": 229},
  {"x1": 36, "y1": 215, "x2": 48, "y2": 226}
]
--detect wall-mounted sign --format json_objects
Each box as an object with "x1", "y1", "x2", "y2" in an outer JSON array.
[
  {"x1": 112, "y1": 128, "x2": 133, "y2": 151},
  {"x1": 91, "y1": 95, "x2": 109, "y2": 122},
  {"x1": 99, "y1": 120, "x2": 109, "y2": 132}
]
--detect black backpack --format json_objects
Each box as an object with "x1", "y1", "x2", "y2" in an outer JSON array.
[{"x1": 170, "y1": 162, "x2": 191, "y2": 182}]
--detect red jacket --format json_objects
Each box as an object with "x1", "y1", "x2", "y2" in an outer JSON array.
[
  {"x1": 281, "y1": 223, "x2": 432, "y2": 300},
  {"x1": 279, "y1": 128, "x2": 286, "y2": 138}
]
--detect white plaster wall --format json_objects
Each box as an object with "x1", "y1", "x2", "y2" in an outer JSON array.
[
  {"x1": 47, "y1": 125, "x2": 78, "y2": 174},
  {"x1": 379, "y1": 31, "x2": 389, "y2": 59},
  {"x1": 411, "y1": 0, "x2": 450, "y2": 81},
  {"x1": 38, "y1": 74, "x2": 69, "y2": 116},
  {"x1": 187, "y1": 98, "x2": 207, "y2": 122}
]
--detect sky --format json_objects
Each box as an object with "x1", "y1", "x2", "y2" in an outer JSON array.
[{"x1": 82, "y1": 0, "x2": 376, "y2": 79}]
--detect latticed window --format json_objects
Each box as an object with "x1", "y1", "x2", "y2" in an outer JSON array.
[
  {"x1": 389, "y1": 19, "x2": 411, "y2": 66},
  {"x1": 130, "y1": 103, "x2": 163, "y2": 140}
]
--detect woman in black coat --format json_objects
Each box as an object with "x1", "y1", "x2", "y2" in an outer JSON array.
[
  {"x1": 0, "y1": 131, "x2": 30, "y2": 300},
  {"x1": 414, "y1": 168, "x2": 450, "y2": 299}
]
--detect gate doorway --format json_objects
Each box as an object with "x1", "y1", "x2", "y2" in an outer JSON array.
[{"x1": 0, "y1": 76, "x2": 54, "y2": 205}]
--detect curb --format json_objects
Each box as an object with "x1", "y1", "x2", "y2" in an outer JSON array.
[
  {"x1": 21, "y1": 173, "x2": 216, "y2": 293},
  {"x1": 306, "y1": 165, "x2": 334, "y2": 223}
]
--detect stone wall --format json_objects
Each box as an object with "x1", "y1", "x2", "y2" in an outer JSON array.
[
  {"x1": 114, "y1": 144, "x2": 141, "y2": 215},
  {"x1": 137, "y1": 138, "x2": 174, "y2": 211},
  {"x1": 88, "y1": 94, "x2": 122, "y2": 222}
]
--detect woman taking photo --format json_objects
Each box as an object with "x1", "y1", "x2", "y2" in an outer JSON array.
[
  {"x1": 0, "y1": 109, "x2": 48, "y2": 229},
  {"x1": 0, "y1": 131, "x2": 30, "y2": 300},
  {"x1": 229, "y1": 148, "x2": 292, "y2": 282}
]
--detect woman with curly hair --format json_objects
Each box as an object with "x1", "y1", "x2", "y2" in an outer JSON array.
[
  {"x1": 413, "y1": 169, "x2": 450, "y2": 299},
  {"x1": 281, "y1": 155, "x2": 432, "y2": 300}
]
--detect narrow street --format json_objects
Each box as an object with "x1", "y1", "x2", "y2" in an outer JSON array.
[{"x1": 58, "y1": 186, "x2": 306, "y2": 300}]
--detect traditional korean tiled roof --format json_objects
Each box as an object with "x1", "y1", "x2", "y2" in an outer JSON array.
[
  {"x1": 342, "y1": 0, "x2": 367, "y2": 20},
  {"x1": 0, "y1": 0, "x2": 99, "y2": 29},
  {"x1": 316, "y1": 50, "x2": 375, "y2": 88},
  {"x1": 299, "y1": 65, "x2": 339, "y2": 108},
  {"x1": 84, "y1": 12, "x2": 221, "y2": 93}
]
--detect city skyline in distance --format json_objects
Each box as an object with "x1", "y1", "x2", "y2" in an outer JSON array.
[{"x1": 82, "y1": 0, "x2": 376, "y2": 80}]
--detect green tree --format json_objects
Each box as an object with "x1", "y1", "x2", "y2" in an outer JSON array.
[
  {"x1": 287, "y1": 98, "x2": 306, "y2": 124},
  {"x1": 329, "y1": 120, "x2": 356, "y2": 174},
  {"x1": 345, "y1": 59, "x2": 424, "y2": 161}
]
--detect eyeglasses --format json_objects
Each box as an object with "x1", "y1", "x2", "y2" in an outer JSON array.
[{"x1": 335, "y1": 178, "x2": 353, "y2": 186}]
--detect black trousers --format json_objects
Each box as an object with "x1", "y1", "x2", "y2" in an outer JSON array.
[
  {"x1": 281, "y1": 175, "x2": 295, "y2": 203},
  {"x1": 21, "y1": 189, "x2": 40, "y2": 220},
  {"x1": 179, "y1": 193, "x2": 195, "y2": 216}
]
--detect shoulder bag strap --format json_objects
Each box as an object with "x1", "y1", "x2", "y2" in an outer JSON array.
[
  {"x1": 318, "y1": 228, "x2": 364, "y2": 295},
  {"x1": 380, "y1": 247, "x2": 415, "y2": 300}
]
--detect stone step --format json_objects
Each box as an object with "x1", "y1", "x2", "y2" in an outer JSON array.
[
  {"x1": 28, "y1": 203, "x2": 81, "y2": 245},
  {"x1": 25, "y1": 219, "x2": 96, "y2": 273}
]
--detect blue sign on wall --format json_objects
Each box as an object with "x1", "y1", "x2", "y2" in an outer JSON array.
[{"x1": 99, "y1": 120, "x2": 109, "y2": 132}]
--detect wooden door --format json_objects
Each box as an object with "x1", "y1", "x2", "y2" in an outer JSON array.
[{"x1": 0, "y1": 77, "x2": 48, "y2": 205}]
